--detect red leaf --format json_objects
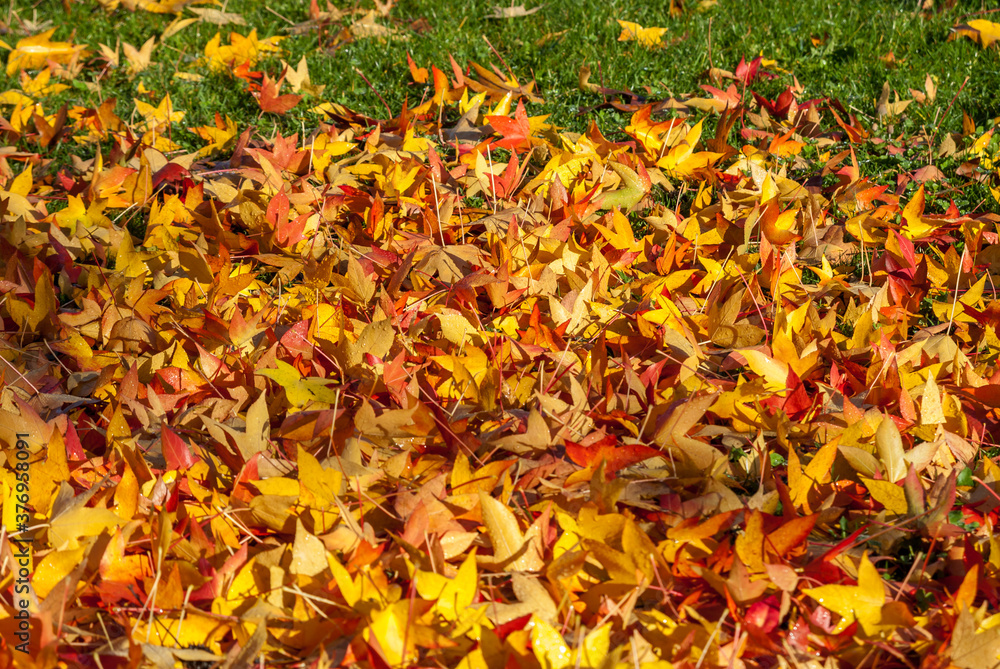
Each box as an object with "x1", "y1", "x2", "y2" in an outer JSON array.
[
  {"x1": 266, "y1": 191, "x2": 289, "y2": 229},
  {"x1": 734, "y1": 55, "x2": 777, "y2": 85},
  {"x1": 734, "y1": 56, "x2": 760, "y2": 85},
  {"x1": 490, "y1": 151, "x2": 520, "y2": 198},
  {"x1": 151, "y1": 162, "x2": 192, "y2": 192},
  {"x1": 277, "y1": 211, "x2": 309, "y2": 247},
  {"x1": 161, "y1": 426, "x2": 199, "y2": 470},
  {"x1": 564, "y1": 434, "x2": 660, "y2": 474},
  {"x1": 745, "y1": 596, "x2": 781, "y2": 633},
  {"x1": 752, "y1": 86, "x2": 796, "y2": 118},
  {"x1": 494, "y1": 614, "x2": 532, "y2": 640}
]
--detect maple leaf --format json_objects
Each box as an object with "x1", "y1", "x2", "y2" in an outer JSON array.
[
  {"x1": 258, "y1": 360, "x2": 341, "y2": 409},
  {"x1": 564, "y1": 433, "x2": 659, "y2": 474},
  {"x1": 19, "y1": 68, "x2": 69, "y2": 97},
  {"x1": 189, "y1": 6, "x2": 247, "y2": 25},
  {"x1": 134, "y1": 93, "x2": 183, "y2": 130},
  {"x1": 952, "y1": 19, "x2": 1000, "y2": 48},
  {"x1": 347, "y1": 10, "x2": 406, "y2": 41},
  {"x1": 122, "y1": 36, "x2": 155, "y2": 77},
  {"x1": 279, "y1": 56, "x2": 325, "y2": 97},
  {"x1": 187, "y1": 112, "x2": 239, "y2": 158},
  {"x1": 803, "y1": 553, "x2": 903, "y2": 636},
  {"x1": 486, "y1": 3, "x2": 542, "y2": 19},
  {"x1": 598, "y1": 161, "x2": 651, "y2": 211},
  {"x1": 733, "y1": 55, "x2": 777, "y2": 84},
  {"x1": 616, "y1": 20, "x2": 667, "y2": 47},
  {"x1": 485, "y1": 99, "x2": 548, "y2": 153},
  {"x1": 257, "y1": 72, "x2": 301, "y2": 114},
  {"x1": 7, "y1": 29, "x2": 88, "y2": 76},
  {"x1": 406, "y1": 52, "x2": 428, "y2": 83},
  {"x1": 202, "y1": 30, "x2": 283, "y2": 72},
  {"x1": 950, "y1": 606, "x2": 1000, "y2": 668},
  {"x1": 530, "y1": 617, "x2": 612, "y2": 669}
]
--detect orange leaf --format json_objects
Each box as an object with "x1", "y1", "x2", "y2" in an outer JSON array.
[{"x1": 258, "y1": 72, "x2": 301, "y2": 114}]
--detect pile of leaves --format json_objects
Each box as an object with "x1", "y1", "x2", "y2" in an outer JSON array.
[{"x1": 4, "y1": 6, "x2": 1000, "y2": 669}]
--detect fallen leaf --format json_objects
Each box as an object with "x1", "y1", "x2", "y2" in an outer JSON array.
[
  {"x1": 487, "y1": 4, "x2": 543, "y2": 19},
  {"x1": 617, "y1": 20, "x2": 668, "y2": 48}
]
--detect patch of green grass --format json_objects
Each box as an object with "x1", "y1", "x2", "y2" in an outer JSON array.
[
  {"x1": 800, "y1": 266, "x2": 820, "y2": 285},
  {"x1": 627, "y1": 210, "x2": 650, "y2": 238},
  {"x1": 4, "y1": 0, "x2": 999, "y2": 192}
]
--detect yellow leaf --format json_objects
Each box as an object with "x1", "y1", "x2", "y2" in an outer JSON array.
[
  {"x1": 920, "y1": 374, "x2": 945, "y2": 426},
  {"x1": 7, "y1": 29, "x2": 87, "y2": 76},
  {"x1": 416, "y1": 551, "x2": 479, "y2": 623},
  {"x1": 365, "y1": 601, "x2": 417, "y2": 666},
  {"x1": 524, "y1": 154, "x2": 588, "y2": 197},
  {"x1": 290, "y1": 519, "x2": 327, "y2": 577},
  {"x1": 875, "y1": 415, "x2": 906, "y2": 483},
  {"x1": 9, "y1": 161, "x2": 32, "y2": 197},
  {"x1": 122, "y1": 36, "x2": 156, "y2": 77},
  {"x1": 656, "y1": 119, "x2": 722, "y2": 177},
  {"x1": 162, "y1": 16, "x2": 199, "y2": 39},
  {"x1": 33, "y1": 545, "x2": 86, "y2": 598},
  {"x1": 803, "y1": 553, "x2": 889, "y2": 635},
  {"x1": 860, "y1": 477, "x2": 909, "y2": 516},
  {"x1": 328, "y1": 554, "x2": 361, "y2": 607},
  {"x1": 188, "y1": 113, "x2": 238, "y2": 159},
  {"x1": 19, "y1": 68, "x2": 68, "y2": 97},
  {"x1": 0, "y1": 89, "x2": 34, "y2": 106},
  {"x1": 901, "y1": 184, "x2": 942, "y2": 240},
  {"x1": 739, "y1": 349, "x2": 789, "y2": 393},
  {"x1": 617, "y1": 20, "x2": 668, "y2": 47},
  {"x1": 530, "y1": 616, "x2": 573, "y2": 669},
  {"x1": 48, "y1": 506, "x2": 123, "y2": 550},
  {"x1": 529, "y1": 616, "x2": 612, "y2": 669},
  {"x1": 952, "y1": 19, "x2": 1000, "y2": 48},
  {"x1": 478, "y1": 489, "x2": 544, "y2": 571},
  {"x1": 7, "y1": 267, "x2": 56, "y2": 333},
  {"x1": 349, "y1": 10, "x2": 407, "y2": 41},
  {"x1": 735, "y1": 510, "x2": 765, "y2": 573},
  {"x1": 950, "y1": 605, "x2": 1000, "y2": 668},
  {"x1": 592, "y1": 208, "x2": 642, "y2": 252},
  {"x1": 188, "y1": 6, "x2": 247, "y2": 25},
  {"x1": 297, "y1": 444, "x2": 344, "y2": 508},
  {"x1": 215, "y1": 557, "x2": 262, "y2": 616},
  {"x1": 599, "y1": 161, "x2": 650, "y2": 210},
  {"x1": 202, "y1": 30, "x2": 283, "y2": 72},
  {"x1": 839, "y1": 445, "x2": 880, "y2": 478},
  {"x1": 113, "y1": 467, "x2": 139, "y2": 520},
  {"x1": 258, "y1": 360, "x2": 342, "y2": 409},
  {"x1": 134, "y1": 93, "x2": 184, "y2": 129},
  {"x1": 281, "y1": 56, "x2": 325, "y2": 97}
]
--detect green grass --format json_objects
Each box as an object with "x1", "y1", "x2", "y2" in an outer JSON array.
[{"x1": 4, "y1": 0, "x2": 1000, "y2": 169}]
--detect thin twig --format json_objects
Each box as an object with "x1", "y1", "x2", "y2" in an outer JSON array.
[
  {"x1": 939, "y1": 75, "x2": 970, "y2": 136},
  {"x1": 264, "y1": 4, "x2": 295, "y2": 25},
  {"x1": 695, "y1": 609, "x2": 729, "y2": 669},
  {"x1": 481, "y1": 34, "x2": 514, "y2": 81},
  {"x1": 957, "y1": 7, "x2": 1000, "y2": 22},
  {"x1": 946, "y1": 247, "x2": 966, "y2": 336},
  {"x1": 353, "y1": 67, "x2": 393, "y2": 118}
]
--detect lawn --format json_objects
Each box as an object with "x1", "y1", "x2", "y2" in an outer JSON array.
[
  {"x1": 4, "y1": 0, "x2": 1000, "y2": 667},
  {"x1": 16, "y1": 0, "x2": 1000, "y2": 144}
]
